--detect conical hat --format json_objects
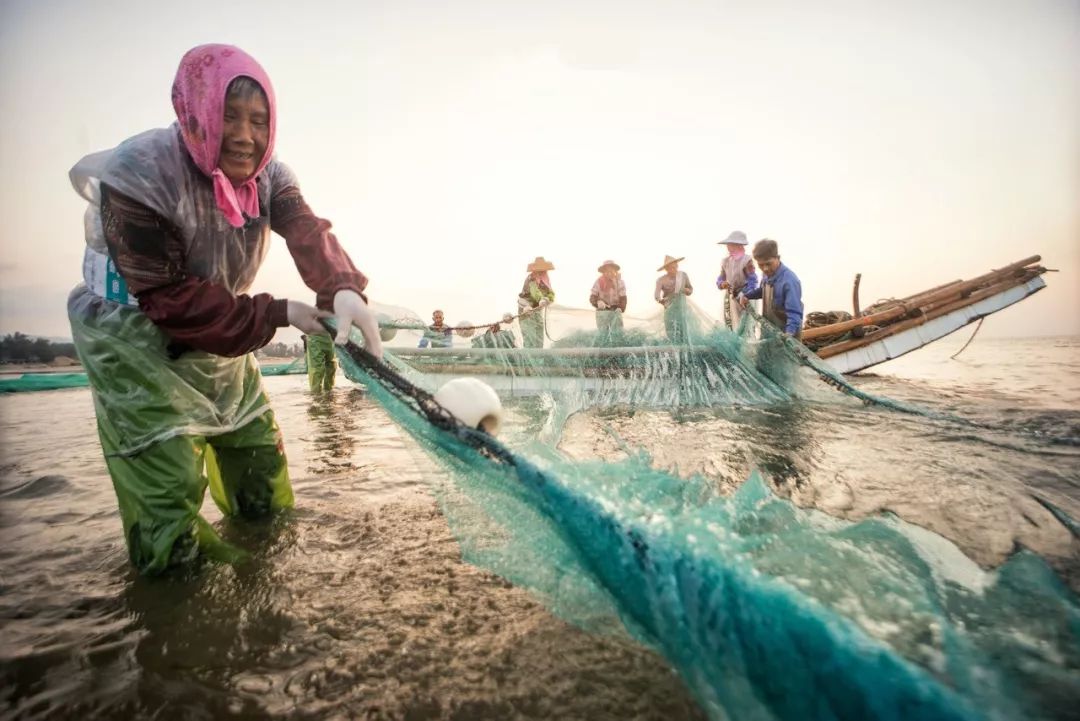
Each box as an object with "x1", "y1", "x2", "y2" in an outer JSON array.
[
  {"x1": 527, "y1": 256, "x2": 555, "y2": 272},
  {"x1": 657, "y1": 255, "x2": 685, "y2": 272},
  {"x1": 597, "y1": 259, "x2": 620, "y2": 272},
  {"x1": 719, "y1": 230, "x2": 748, "y2": 246}
]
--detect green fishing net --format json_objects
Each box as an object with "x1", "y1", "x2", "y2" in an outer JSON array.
[{"x1": 329, "y1": 302, "x2": 1078, "y2": 721}]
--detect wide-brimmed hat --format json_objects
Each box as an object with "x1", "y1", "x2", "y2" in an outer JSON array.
[
  {"x1": 719, "y1": 230, "x2": 748, "y2": 246},
  {"x1": 597, "y1": 259, "x2": 621, "y2": 272},
  {"x1": 527, "y1": 256, "x2": 555, "y2": 272},
  {"x1": 657, "y1": 255, "x2": 685, "y2": 272}
]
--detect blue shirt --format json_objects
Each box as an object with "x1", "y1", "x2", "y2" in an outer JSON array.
[{"x1": 743, "y1": 263, "x2": 803, "y2": 335}]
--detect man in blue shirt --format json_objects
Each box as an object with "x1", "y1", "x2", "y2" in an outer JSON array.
[{"x1": 739, "y1": 239, "x2": 804, "y2": 338}]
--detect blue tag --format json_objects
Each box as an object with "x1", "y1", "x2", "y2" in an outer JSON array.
[{"x1": 105, "y1": 258, "x2": 131, "y2": 304}]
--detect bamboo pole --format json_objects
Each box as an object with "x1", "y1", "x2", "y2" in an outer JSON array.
[
  {"x1": 852, "y1": 273, "x2": 862, "y2": 317},
  {"x1": 802, "y1": 255, "x2": 1041, "y2": 341},
  {"x1": 816, "y1": 270, "x2": 1043, "y2": 358},
  {"x1": 893, "y1": 279, "x2": 964, "y2": 308}
]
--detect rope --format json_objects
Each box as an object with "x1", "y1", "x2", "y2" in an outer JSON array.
[
  {"x1": 382, "y1": 302, "x2": 552, "y2": 334},
  {"x1": 950, "y1": 317, "x2": 984, "y2": 360},
  {"x1": 742, "y1": 304, "x2": 941, "y2": 416},
  {"x1": 543, "y1": 305, "x2": 557, "y2": 342},
  {"x1": 320, "y1": 319, "x2": 519, "y2": 466}
]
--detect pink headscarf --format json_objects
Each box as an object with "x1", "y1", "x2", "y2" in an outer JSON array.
[{"x1": 171, "y1": 44, "x2": 277, "y2": 227}]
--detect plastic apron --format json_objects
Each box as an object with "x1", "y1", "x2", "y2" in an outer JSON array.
[
  {"x1": 67, "y1": 126, "x2": 297, "y2": 572},
  {"x1": 68, "y1": 125, "x2": 299, "y2": 456}
]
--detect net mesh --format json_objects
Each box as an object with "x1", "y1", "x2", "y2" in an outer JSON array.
[{"x1": 331, "y1": 304, "x2": 1078, "y2": 721}]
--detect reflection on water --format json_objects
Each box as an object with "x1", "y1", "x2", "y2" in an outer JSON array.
[
  {"x1": 0, "y1": 377, "x2": 704, "y2": 720},
  {"x1": 304, "y1": 388, "x2": 363, "y2": 478}
]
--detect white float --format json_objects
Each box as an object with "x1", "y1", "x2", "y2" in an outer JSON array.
[
  {"x1": 376, "y1": 313, "x2": 398, "y2": 342},
  {"x1": 432, "y1": 377, "x2": 503, "y2": 435}
]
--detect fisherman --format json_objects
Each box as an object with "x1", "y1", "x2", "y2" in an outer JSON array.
[
  {"x1": 654, "y1": 255, "x2": 693, "y2": 343},
  {"x1": 66, "y1": 44, "x2": 383, "y2": 575},
  {"x1": 303, "y1": 333, "x2": 337, "y2": 392},
  {"x1": 716, "y1": 230, "x2": 759, "y2": 329},
  {"x1": 417, "y1": 309, "x2": 453, "y2": 348},
  {"x1": 517, "y1": 257, "x2": 555, "y2": 348},
  {"x1": 590, "y1": 259, "x2": 626, "y2": 340},
  {"x1": 740, "y1": 239, "x2": 804, "y2": 339}
]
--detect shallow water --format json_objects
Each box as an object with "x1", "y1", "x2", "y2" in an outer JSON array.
[
  {"x1": 0, "y1": 384, "x2": 703, "y2": 720},
  {"x1": 1, "y1": 335, "x2": 1078, "y2": 719}
]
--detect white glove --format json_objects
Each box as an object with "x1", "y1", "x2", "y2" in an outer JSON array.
[
  {"x1": 287, "y1": 300, "x2": 332, "y2": 335},
  {"x1": 333, "y1": 290, "x2": 384, "y2": 359},
  {"x1": 597, "y1": 300, "x2": 608, "y2": 310},
  {"x1": 538, "y1": 298, "x2": 550, "y2": 308}
]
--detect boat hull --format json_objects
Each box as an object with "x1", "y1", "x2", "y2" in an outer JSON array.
[{"x1": 822, "y1": 276, "x2": 1046, "y2": 374}]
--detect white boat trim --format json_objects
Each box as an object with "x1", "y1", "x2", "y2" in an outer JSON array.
[{"x1": 823, "y1": 276, "x2": 1046, "y2": 374}]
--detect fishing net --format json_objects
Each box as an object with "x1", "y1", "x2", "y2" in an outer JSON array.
[
  {"x1": 0, "y1": 373, "x2": 91, "y2": 392},
  {"x1": 331, "y1": 304, "x2": 1079, "y2": 721}
]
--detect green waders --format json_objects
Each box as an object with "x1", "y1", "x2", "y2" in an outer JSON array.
[
  {"x1": 305, "y1": 332, "x2": 337, "y2": 393},
  {"x1": 520, "y1": 309, "x2": 545, "y2": 348},
  {"x1": 97, "y1": 404, "x2": 294, "y2": 574},
  {"x1": 595, "y1": 309, "x2": 624, "y2": 344},
  {"x1": 69, "y1": 286, "x2": 295, "y2": 575},
  {"x1": 664, "y1": 294, "x2": 690, "y2": 344}
]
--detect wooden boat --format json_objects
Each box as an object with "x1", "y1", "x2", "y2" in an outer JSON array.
[
  {"x1": 388, "y1": 256, "x2": 1049, "y2": 382},
  {"x1": 804, "y1": 255, "x2": 1048, "y2": 373}
]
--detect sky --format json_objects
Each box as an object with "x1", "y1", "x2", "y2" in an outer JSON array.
[{"x1": 1, "y1": 0, "x2": 1077, "y2": 343}]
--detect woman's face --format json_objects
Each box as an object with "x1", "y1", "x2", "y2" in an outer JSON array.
[
  {"x1": 602, "y1": 266, "x2": 618, "y2": 279},
  {"x1": 220, "y1": 90, "x2": 269, "y2": 182}
]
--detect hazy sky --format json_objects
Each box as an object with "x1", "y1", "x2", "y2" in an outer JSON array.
[{"x1": 1, "y1": 0, "x2": 1077, "y2": 342}]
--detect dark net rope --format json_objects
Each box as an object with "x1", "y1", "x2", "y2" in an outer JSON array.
[
  {"x1": 380, "y1": 305, "x2": 545, "y2": 334},
  {"x1": 320, "y1": 319, "x2": 519, "y2": 467}
]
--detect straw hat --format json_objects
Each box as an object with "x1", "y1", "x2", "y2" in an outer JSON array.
[
  {"x1": 657, "y1": 255, "x2": 685, "y2": 272},
  {"x1": 597, "y1": 259, "x2": 620, "y2": 272},
  {"x1": 527, "y1": 256, "x2": 555, "y2": 272},
  {"x1": 719, "y1": 230, "x2": 748, "y2": 246}
]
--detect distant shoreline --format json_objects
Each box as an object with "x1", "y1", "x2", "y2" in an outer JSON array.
[{"x1": 0, "y1": 357, "x2": 302, "y2": 377}]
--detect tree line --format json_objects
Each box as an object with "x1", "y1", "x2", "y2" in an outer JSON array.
[
  {"x1": 256, "y1": 341, "x2": 304, "y2": 359},
  {"x1": 0, "y1": 333, "x2": 77, "y2": 363}
]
